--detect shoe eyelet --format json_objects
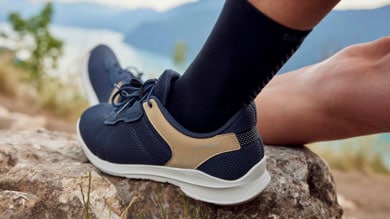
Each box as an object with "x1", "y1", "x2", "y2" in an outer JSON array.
[{"x1": 148, "y1": 101, "x2": 153, "y2": 108}]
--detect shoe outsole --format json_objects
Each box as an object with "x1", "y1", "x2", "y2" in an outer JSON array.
[{"x1": 77, "y1": 119, "x2": 270, "y2": 205}]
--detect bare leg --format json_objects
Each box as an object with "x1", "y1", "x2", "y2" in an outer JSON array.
[{"x1": 256, "y1": 37, "x2": 390, "y2": 145}]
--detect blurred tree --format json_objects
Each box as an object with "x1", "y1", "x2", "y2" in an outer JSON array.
[
  {"x1": 8, "y1": 2, "x2": 63, "y2": 88},
  {"x1": 173, "y1": 41, "x2": 187, "y2": 67}
]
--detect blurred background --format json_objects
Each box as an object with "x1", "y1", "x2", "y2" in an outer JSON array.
[{"x1": 0, "y1": 0, "x2": 389, "y2": 217}]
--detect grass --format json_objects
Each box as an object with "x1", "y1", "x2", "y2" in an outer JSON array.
[
  {"x1": 0, "y1": 53, "x2": 22, "y2": 96},
  {"x1": 153, "y1": 186, "x2": 168, "y2": 219},
  {"x1": 120, "y1": 196, "x2": 138, "y2": 219},
  {"x1": 0, "y1": 52, "x2": 88, "y2": 122},
  {"x1": 181, "y1": 192, "x2": 205, "y2": 219},
  {"x1": 37, "y1": 76, "x2": 88, "y2": 121},
  {"x1": 79, "y1": 170, "x2": 92, "y2": 219},
  {"x1": 308, "y1": 135, "x2": 390, "y2": 174},
  {"x1": 79, "y1": 170, "x2": 140, "y2": 219}
]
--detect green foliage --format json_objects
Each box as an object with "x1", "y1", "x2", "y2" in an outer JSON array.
[
  {"x1": 173, "y1": 41, "x2": 187, "y2": 67},
  {"x1": 1, "y1": 2, "x2": 85, "y2": 121},
  {"x1": 8, "y1": 2, "x2": 63, "y2": 88},
  {"x1": 0, "y1": 51, "x2": 88, "y2": 121}
]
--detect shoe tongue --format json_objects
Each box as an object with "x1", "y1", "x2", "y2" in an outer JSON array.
[
  {"x1": 153, "y1": 69, "x2": 180, "y2": 105},
  {"x1": 105, "y1": 60, "x2": 134, "y2": 85}
]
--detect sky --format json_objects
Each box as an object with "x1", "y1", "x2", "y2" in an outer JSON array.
[{"x1": 52, "y1": 0, "x2": 390, "y2": 11}]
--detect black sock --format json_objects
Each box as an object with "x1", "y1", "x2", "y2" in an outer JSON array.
[{"x1": 168, "y1": 0, "x2": 310, "y2": 132}]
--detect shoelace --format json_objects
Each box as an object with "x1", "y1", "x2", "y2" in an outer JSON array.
[{"x1": 111, "y1": 79, "x2": 156, "y2": 114}]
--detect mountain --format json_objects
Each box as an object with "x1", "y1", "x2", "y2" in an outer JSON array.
[
  {"x1": 1, "y1": 0, "x2": 389, "y2": 73},
  {"x1": 0, "y1": 0, "x2": 223, "y2": 57},
  {"x1": 280, "y1": 6, "x2": 390, "y2": 73},
  {"x1": 124, "y1": 3, "x2": 390, "y2": 72},
  {"x1": 124, "y1": 0, "x2": 224, "y2": 61},
  {"x1": 0, "y1": 0, "x2": 159, "y2": 33},
  {"x1": 53, "y1": 3, "x2": 158, "y2": 33}
]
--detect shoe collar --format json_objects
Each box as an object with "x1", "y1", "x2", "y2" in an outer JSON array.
[{"x1": 153, "y1": 69, "x2": 180, "y2": 106}]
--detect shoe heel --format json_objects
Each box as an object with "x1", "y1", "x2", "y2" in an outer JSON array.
[{"x1": 176, "y1": 158, "x2": 270, "y2": 205}]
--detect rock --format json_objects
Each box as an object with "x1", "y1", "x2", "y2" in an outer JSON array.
[
  {"x1": 337, "y1": 195, "x2": 356, "y2": 212},
  {"x1": 0, "y1": 130, "x2": 343, "y2": 218},
  {"x1": 0, "y1": 105, "x2": 46, "y2": 131}
]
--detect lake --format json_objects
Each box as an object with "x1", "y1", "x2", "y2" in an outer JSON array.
[
  {"x1": 0, "y1": 22, "x2": 183, "y2": 81},
  {"x1": 52, "y1": 25, "x2": 188, "y2": 80}
]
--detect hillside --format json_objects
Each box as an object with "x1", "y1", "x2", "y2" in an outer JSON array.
[
  {"x1": 0, "y1": 0, "x2": 159, "y2": 33},
  {"x1": 1, "y1": 0, "x2": 389, "y2": 72},
  {"x1": 281, "y1": 6, "x2": 390, "y2": 72},
  {"x1": 124, "y1": 0, "x2": 224, "y2": 61},
  {"x1": 124, "y1": 4, "x2": 390, "y2": 72}
]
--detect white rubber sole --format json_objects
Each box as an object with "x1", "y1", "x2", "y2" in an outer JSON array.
[
  {"x1": 80, "y1": 52, "x2": 100, "y2": 106},
  {"x1": 76, "y1": 120, "x2": 271, "y2": 205}
]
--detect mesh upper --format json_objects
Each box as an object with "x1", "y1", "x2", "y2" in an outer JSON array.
[
  {"x1": 88, "y1": 45, "x2": 134, "y2": 103},
  {"x1": 79, "y1": 103, "x2": 172, "y2": 165},
  {"x1": 79, "y1": 70, "x2": 264, "y2": 180}
]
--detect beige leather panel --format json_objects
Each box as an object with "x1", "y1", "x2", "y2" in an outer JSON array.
[{"x1": 143, "y1": 99, "x2": 241, "y2": 169}]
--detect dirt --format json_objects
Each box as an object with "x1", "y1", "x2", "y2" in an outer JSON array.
[
  {"x1": 333, "y1": 170, "x2": 390, "y2": 219},
  {"x1": 0, "y1": 93, "x2": 76, "y2": 133},
  {"x1": 1, "y1": 92, "x2": 390, "y2": 219}
]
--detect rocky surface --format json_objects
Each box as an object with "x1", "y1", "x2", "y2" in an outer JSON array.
[
  {"x1": 0, "y1": 106, "x2": 46, "y2": 131},
  {"x1": 0, "y1": 130, "x2": 343, "y2": 218}
]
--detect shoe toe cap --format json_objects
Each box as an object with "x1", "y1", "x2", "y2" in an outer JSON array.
[{"x1": 78, "y1": 103, "x2": 113, "y2": 157}]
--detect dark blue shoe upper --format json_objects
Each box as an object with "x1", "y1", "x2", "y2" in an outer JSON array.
[
  {"x1": 79, "y1": 70, "x2": 264, "y2": 180},
  {"x1": 88, "y1": 45, "x2": 140, "y2": 103}
]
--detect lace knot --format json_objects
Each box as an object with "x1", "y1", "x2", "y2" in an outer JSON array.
[{"x1": 111, "y1": 78, "x2": 156, "y2": 114}]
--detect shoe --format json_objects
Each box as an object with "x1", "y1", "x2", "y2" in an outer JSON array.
[
  {"x1": 77, "y1": 70, "x2": 270, "y2": 205},
  {"x1": 81, "y1": 44, "x2": 143, "y2": 106}
]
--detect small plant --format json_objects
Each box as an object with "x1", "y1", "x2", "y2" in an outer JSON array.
[
  {"x1": 156, "y1": 193, "x2": 168, "y2": 219},
  {"x1": 152, "y1": 185, "x2": 168, "y2": 219},
  {"x1": 173, "y1": 40, "x2": 187, "y2": 68},
  {"x1": 192, "y1": 207, "x2": 205, "y2": 219},
  {"x1": 79, "y1": 170, "x2": 92, "y2": 219},
  {"x1": 120, "y1": 196, "x2": 138, "y2": 219},
  {"x1": 181, "y1": 192, "x2": 205, "y2": 219},
  {"x1": 7, "y1": 2, "x2": 63, "y2": 89},
  {"x1": 1, "y1": 3, "x2": 87, "y2": 122},
  {"x1": 181, "y1": 192, "x2": 190, "y2": 218}
]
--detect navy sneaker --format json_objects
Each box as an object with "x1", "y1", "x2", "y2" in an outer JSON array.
[
  {"x1": 81, "y1": 44, "x2": 143, "y2": 106},
  {"x1": 77, "y1": 70, "x2": 270, "y2": 205}
]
